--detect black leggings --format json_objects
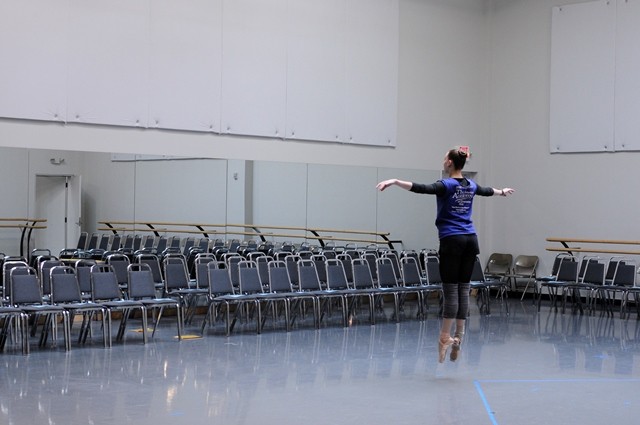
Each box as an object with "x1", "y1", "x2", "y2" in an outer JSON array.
[{"x1": 439, "y1": 234, "x2": 479, "y2": 320}]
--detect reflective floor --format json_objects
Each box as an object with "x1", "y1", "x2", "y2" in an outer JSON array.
[{"x1": 3, "y1": 297, "x2": 640, "y2": 425}]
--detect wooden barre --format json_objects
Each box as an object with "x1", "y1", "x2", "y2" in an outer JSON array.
[
  {"x1": 100, "y1": 221, "x2": 390, "y2": 237},
  {"x1": 0, "y1": 218, "x2": 47, "y2": 222},
  {"x1": 546, "y1": 247, "x2": 640, "y2": 255},
  {"x1": 0, "y1": 224, "x2": 47, "y2": 229},
  {"x1": 227, "y1": 223, "x2": 391, "y2": 237},
  {"x1": 99, "y1": 220, "x2": 225, "y2": 228},
  {"x1": 98, "y1": 220, "x2": 401, "y2": 248},
  {"x1": 98, "y1": 227, "x2": 224, "y2": 235},
  {"x1": 546, "y1": 237, "x2": 640, "y2": 245},
  {"x1": 96, "y1": 227, "x2": 389, "y2": 245}
]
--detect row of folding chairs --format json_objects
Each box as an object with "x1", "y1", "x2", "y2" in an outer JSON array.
[
  {"x1": 69, "y1": 233, "x2": 213, "y2": 262},
  {"x1": 1, "y1": 253, "x2": 442, "y2": 352},
  {"x1": 1, "y1": 260, "x2": 185, "y2": 354},
  {"x1": 536, "y1": 253, "x2": 640, "y2": 316},
  {"x1": 196, "y1": 254, "x2": 444, "y2": 336}
]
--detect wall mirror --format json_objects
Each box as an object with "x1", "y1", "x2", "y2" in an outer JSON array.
[{"x1": 0, "y1": 146, "x2": 439, "y2": 257}]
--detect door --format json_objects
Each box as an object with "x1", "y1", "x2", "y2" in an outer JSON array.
[{"x1": 34, "y1": 175, "x2": 82, "y2": 256}]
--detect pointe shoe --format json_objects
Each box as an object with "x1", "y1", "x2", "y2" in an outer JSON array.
[
  {"x1": 450, "y1": 334, "x2": 463, "y2": 362},
  {"x1": 438, "y1": 336, "x2": 454, "y2": 363}
]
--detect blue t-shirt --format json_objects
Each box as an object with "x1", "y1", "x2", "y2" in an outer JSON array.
[{"x1": 435, "y1": 178, "x2": 477, "y2": 239}]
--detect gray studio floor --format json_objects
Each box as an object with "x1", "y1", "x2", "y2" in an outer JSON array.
[{"x1": 2, "y1": 297, "x2": 640, "y2": 425}]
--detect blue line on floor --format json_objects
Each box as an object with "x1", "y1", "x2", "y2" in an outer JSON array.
[
  {"x1": 473, "y1": 377, "x2": 640, "y2": 425},
  {"x1": 477, "y1": 378, "x2": 640, "y2": 384},
  {"x1": 474, "y1": 380, "x2": 499, "y2": 425}
]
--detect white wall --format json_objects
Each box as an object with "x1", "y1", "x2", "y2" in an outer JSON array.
[
  {"x1": 0, "y1": 0, "x2": 492, "y2": 255},
  {"x1": 487, "y1": 0, "x2": 640, "y2": 273},
  {"x1": 0, "y1": 0, "x2": 488, "y2": 170}
]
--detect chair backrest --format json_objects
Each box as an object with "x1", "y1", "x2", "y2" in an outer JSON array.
[
  {"x1": 227, "y1": 239, "x2": 241, "y2": 253},
  {"x1": 401, "y1": 250, "x2": 422, "y2": 274},
  {"x1": 10, "y1": 266, "x2": 42, "y2": 305},
  {"x1": 256, "y1": 255, "x2": 273, "y2": 286},
  {"x1": 75, "y1": 259, "x2": 97, "y2": 294},
  {"x1": 322, "y1": 249, "x2": 337, "y2": 260},
  {"x1": 77, "y1": 231, "x2": 89, "y2": 250},
  {"x1": 612, "y1": 260, "x2": 636, "y2": 287},
  {"x1": 197, "y1": 238, "x2": 210, "y2": 252},
  {"x1": 555, "y1": 256, "x2": 578, "y2": 282},
  {"x1": 425, "y1": 260, "x2": 442, "y2": 284},
  {"x1": 154, "y1": 236, "x2": 168, "y2": 255},
  {"x1": 194, "y1": 253, "x2": 216, "y2": 289},
  {"x1": 362, "y1": 252, "x2": 378, "y2": 282},
  {"x1": 248, "y1": 251, "x2": 265, "y2": 262},
  {"x1": 421, "y1": 249, "x2": 439, "y2": 267},
  {"x1": 352, "y1": 258, "x2": 375, "y2": 289},
  {"x1": 581, "y1": 260, "x2": 605, "y2": 286},
  {"x1": 186, "y1": 247, "x2": 205, "y2": 279},
  {"x1": 325, "y1": 259, "x2": 350, "y2": 290},
  {"x1": 50, "y1": 266, "x2": 82, "y2": 303},
  {"x1": 132, "y1": 234, "x2": 143, "y2": 252},
  {"x1": 298, "y1": 259, "x2": 322, "y2": 291},
  {"x1": 238, "y1": 260, "x2": 263, "y2": 294},
  {"x1": 578, "y1": 255, "x2": 599, "y2": 279},
  {"x1": 272, "y1": 251, "x2": 288, "y2": 262},
  {"x1": 297, "y1": 250, "x2": 313, "y2": 260},
  {"x1": 400, "y1": 257, "x2": 423, "y2": 287},
  {"x1": 182, "y1": 237, "x2": 196, "y2": 257},
  {"x1": 485, "y1": 253, "x2": 512, "y2": 276},
  {"x1": 122, "y1": 234, "x2": 134, "y2": 250},
  {"x1": 91, "y1": 264, "x2": 124, "y2": 301},
  {"x1": 285, "y1": 255, "x2": 301, "y2": 287},
  {"x1": 127, "y1": 263, "x2": 157, "y2": 299},
  {"x1": 312, "y1": 254, "x2": 327, "y2": 285},
  {"x1": 267, "y1": 260, "x2": 293, "y2": 293},
  {"x1": 163, "y1": 256, "x2": 190, "y2": 290},
  {"x1": 169, "y1": 236, "x2": 181, "y2": 249},
  {"x1": 382, "y1": 251, "x2": 403, "y2": 281},
  {"x1": 106, "y1": 253, "x2": 130, "y2": 286},
  {"x1": 471, "y1": 257, "x2": 485, "y2": 282},
  {"x1": 40, "y1": 259, "x2": 63, "y2": 296},
  {"x1": 513, "y1": 255, "x2": 538, "y2": 277},
  {"x1": 109, "y1": 233, "x2": 122, "y2": 251},
  {"x1": 98, "y1": 234, "x2": 110, "y2": 251},
  {"x1": 207, "y1": 261, "x2": 234, "y2": 296},
  {"x1": 376, "y1": 257, "x2": 398, "y2": 288},
  {"x1": 29, "y1": 249, "x2": 52, "y2": 269},
  {"x1": 224, "y1": 254, "x2": 243, "y2": 288},
  {"x1": 344, "y1": 248, "x2": 360, "y2": 260},
  {"x1": 136, "y1": 253, "x2": 163, "y2": 284},
  {"x1": 143, "y1": 235, "x2": 156, "y2": 250},
  {"x1": 87, "y1": 233, "x2": 100, "y2": 250},
  {"x1": 551, "y1": 253, "x2": 573, "y2": 276},
  {"x1": 605, "y1": 256, "x2": 626, "y2": 281},
  {"x1": 3, "y1": 260, "x2": 29, "y2": 300},
  {"x1": 337, "y1": 253, "x2": 354, "y2": 283}
]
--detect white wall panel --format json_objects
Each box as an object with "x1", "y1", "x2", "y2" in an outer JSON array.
[
  {"x1": 221, "y1": 0, "x2": 287, "y2": 138},
  {"x1": 550, "y1": 0, "x2": 615, "y2": 153},
  {"x1": 253, "y1": 161, "x2": 308, "y2": 228},
  {"x1": 0, "y1": 0, "x2": 69, "y2": 122},
  {"x1": 376, "y1": 168, "x2": 438, "y2": 251},
  {"x1": 149, "y1": 0, "x2": 222, "y2": 133},
  {"x1": 2, "y1": 0, "x2": 398, "y2": 147},
  {"x1": 345, "y1": 0, "x2": 399, "y2": 147},
  {"x1": 134, "y1": 159, "x2": 227, "y2": 224},
  {"x1": 614, "y1": 0, "x2": 640, "y2": 151},
  {"x1": 286, "y1": 0, "x2": 346, "y2": 143},
  {"x1": 306, "y1": 164, "x2": 378, "y2": 234},
  {"x1": 67, "y1": 0, "x2": 149, "y2": 127}
]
